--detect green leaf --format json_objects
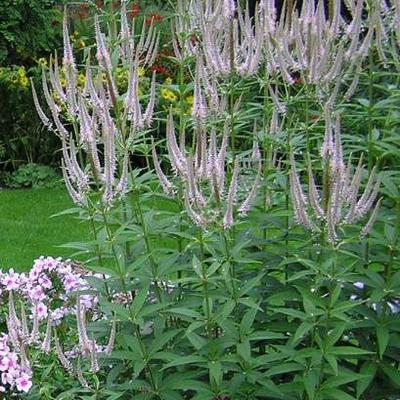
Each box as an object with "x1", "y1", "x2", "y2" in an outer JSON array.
[
  {"x1": 266, "y1": 362, "x2": 304, "y2": 377},
  {"x1": 192, "y1": 255, "x2": 203, "y2": 278},
  {"x1": 240, "y1": 307, "x2": 259, "y2": 336},
  {"x1": 208, "y1": 361, "x2": 222, "y2": 387},
  {"x1": 292, "y1": 321, "x2": 314, "y2": 345},
  {"x1": 324, "y1": 354, "x2": 338, "y2": 376},
  {"x1": 329, "y1": 346, "x2": 374, "y2": 356},
  {"x1": 162, "y1": 355, "x2": 206, "y2": 370},
  {"x1": 186, "y1": 331, "x2": 207, "y2": 350},
  {"x1": 381, "y1": 364, "x2": 400, "y2": 387},
  {"x1": 238, "y1": 297, "x2": 263, "y2": 311},
  {"x1": 131, "y1": 284, "x2": 150, "y2": 318},
  {"x1": 376, "y1": 325, "x2": 389, "y2": 359},
  {"x1": 303, "y1": 370, "x2": 318, "y2": 400},
  {"x1": 167, "y1": 307, "x2": 202, "y2": 319},
  {"x1": 238, "y1": 274, "x2": 263, "y2": 296},
  {"x1": 356, "y1": 361, "x2": 377, "y2": 398},
  {"x1": 321, "y1": 388, "x2": 356, "y2": 400},
  {"x1": 149, "y1": 330, "x2": 181, "y2": 358},
  {"x1": 237, "y1": 340, "x2": 251, "y2": 360}
]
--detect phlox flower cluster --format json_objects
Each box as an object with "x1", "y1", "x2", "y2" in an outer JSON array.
[
  {"x1": 0, "y1": 256, "x2": 112, "y2": 395},
  {"x1": 0, "y1": 333, "x2": 32, "y2": 394}
]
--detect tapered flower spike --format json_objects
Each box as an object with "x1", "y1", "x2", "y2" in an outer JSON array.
[
  {"x1": 50, "y1": 53, "x2": 66, "y2": 103},
  {"x1": 8, "y1": 291, "x2": 20, "y2": 334},
  {"x1": 151, "y1": 137, "x2": 174, "y2": 195},
  {"x1": 307, "y1": 160, "x2": 324, "y2": 219},
  {"x1": 62, "y1": 160, "x2": 87, "y2": 206},
  {"x1": 76, "y1": 297, "x2": 90, "y2": 355},
  {"x1": 62, "y1": 10, "x2": 74, "y2": 68},
  {"x1": 31, "y1": 79, "x2": 52, "y2": 129},
  {"x1": 41, "y1": 69, "x2": 69, "y2": 140},
  {"x1": 41, "y1": 315, "x2": 52, "y2": 353},
  {"x1": 30, "y1": 304, "x2": 40, "y2": 343},
  {"x1": 320, "y1": 105, "x2": 334, "y2": 159},
  {"x1": 95, "y1": 15, "x2": 118, "y2": 105},
  {"x1": 184, "y1": 189, "x2": 207, "y2": 227},
  {"x1": 90, "y1": 339, "x2": 99, "y2": 373},
  {"x1": 120, "y1": 2, "x2": 131, "y2": 61},
  {"x1": 54, "y1": 329, "x2": 74, "y2": 373},
  {"x1": 289, "y1": 152, "x2": 314, "y2": 230},
  {"x1": 6, "y1": 316, "x2": 20, "y2": 350},
  {"x1": 166, "y1": 110, "x2": 186, "y2": 175},
  {"x1": 186, "y1": 156, "x2": 206, "y2": 208},
  {"x1": 192, "y1": 57, "x2": 208, "y2": 121},
  {"x1": 20, "y1": 303, "x2": 29, "y2": 340},
  {"x1": 223, "y1": 0, "x2": 236, "y2": 19},
  {"x1": 223, "y1": 158, "x2": 240, "y2": 229},
  {"x1": 105, "y1": 319, "x2": 117, "y2": 355},
  {"x1": 76, "y1": 361, "x2": 89, "y2": 388},
  {"x1": 62, "y1": 11, "x2": 78, "y2": 114},
  {"x1": 116, "y1": 152, "x2": 130, "y2": 197},
  {"x1": 238, "y1": 165, "x2": 261, "y2": 216},
  {"x1": 360, "y1": 198, "x2": 382, "y2": 238},
  {"x1": 143, "y1": 71, "x2": 157, "y2": 127}
]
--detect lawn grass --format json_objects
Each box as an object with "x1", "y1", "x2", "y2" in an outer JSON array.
[{"x1": 0, "y1": 188, "x2": 90, "y2": 271}]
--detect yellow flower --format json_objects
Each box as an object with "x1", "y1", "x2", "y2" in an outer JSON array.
[
  {"x1": 17, "y1": 67, "x2": 26, "y2": 78},
  {"x1": 186, "y1": 95, "x2": 194, "y2": 105},
  {"x1": 161, "y1": 88, "x2": 169, "y2": 99},
  {"x1": 38, "y1": 58, "x2": 48, "y2": 67},
  {"x1": 52, "y1": 92, "x2": 61, "y2": 103},
  {"x1": 10, "y1": 75, "x2": 19, "y2": 84},
  {"x1": 161, "y1": 88, "x2": 177, "y2": 102},
  {"x1": 137, "y1": 67, "x2": 145, "y2": 77},
  {"x1": 164, "y1": 77, "x2": 173, "y2": 85},
  {"x1": 77, "y1": 73, "x2": 86, "y2": 87},
  {"x1": 78, "y1": 40, "x2": 86, "y2": 49},
  {"x1": 60, "y1": 78, "x2": 67, "y2": 88},
  {"x1": 101, "y1": 72, "x2": 108, "y2": 84},
  {"x1": 19, "y1": 76, "x2": 29, "y2": 87},
  {"x1": 169, "y1": 92, "x2": 178, "y2": 102}
]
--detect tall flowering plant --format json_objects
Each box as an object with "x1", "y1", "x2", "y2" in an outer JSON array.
[{"x1": 20, "y1": 1, "x2": 400, "y2": 398}]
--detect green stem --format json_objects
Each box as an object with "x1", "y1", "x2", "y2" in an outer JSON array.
[
  {"x1": 132, "y1": 187, "x2": 163, "y2": 303},
  {"x1": 199, "y1": 229, "x2": 212, "y2": 336},
  {"x1": 222, "y1": 230, "x2": 238, "y2": 311}
]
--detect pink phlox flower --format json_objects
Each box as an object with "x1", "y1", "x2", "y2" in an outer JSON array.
[
  {"x1": 29, "y1": 286, "x2": 46, "y2": 302},
  {"x1": 38, "y1": 275, "x2": 52, "y2": 290},
  {"x1": 1, "y1": 269, "x2": 20, "y2": 291},
  {"x1": 15, "y1": 373, "x2": 32, "y2": 393},
  {"x1": 34, "y1": 302, "x2": 48, "y2": 321}
]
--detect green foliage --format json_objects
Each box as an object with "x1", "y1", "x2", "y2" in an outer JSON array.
[
  {"x1": 3, "y1": 3, "x2": 400, "y2": 400},
  {"x1": 6, "y1": 163, "x2": 61, "y2": 189},
  {"x1": 0, "y1": 1, "x2": 62, "y2": 171},
  {"x1": 0, "y1": 0, "x2": 61, "y2": 64}
]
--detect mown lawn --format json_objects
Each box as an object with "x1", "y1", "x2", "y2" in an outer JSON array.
[{"x1": 0, "y1": 188, "x2": 90, "y2": 270}]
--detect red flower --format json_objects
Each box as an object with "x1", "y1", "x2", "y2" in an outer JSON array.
[
  {"x1": 77, "y1": 5, "x2": 89, "y2": 19},
  {"x1": 145, "y1": 12, "x2": 163, "y2": 26},
  {"x1": 150, "y1": 65, "x2": 167, "y2": 75},
  {"x1": 78, "y1": 11, "x2": 88, "y2": 19},
  {"x1": 96, "y1": 0, "x2": 104, "y2": 8},
  {"x1": 128, "y1": 3, "x2": 140, "y2": 18}
]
